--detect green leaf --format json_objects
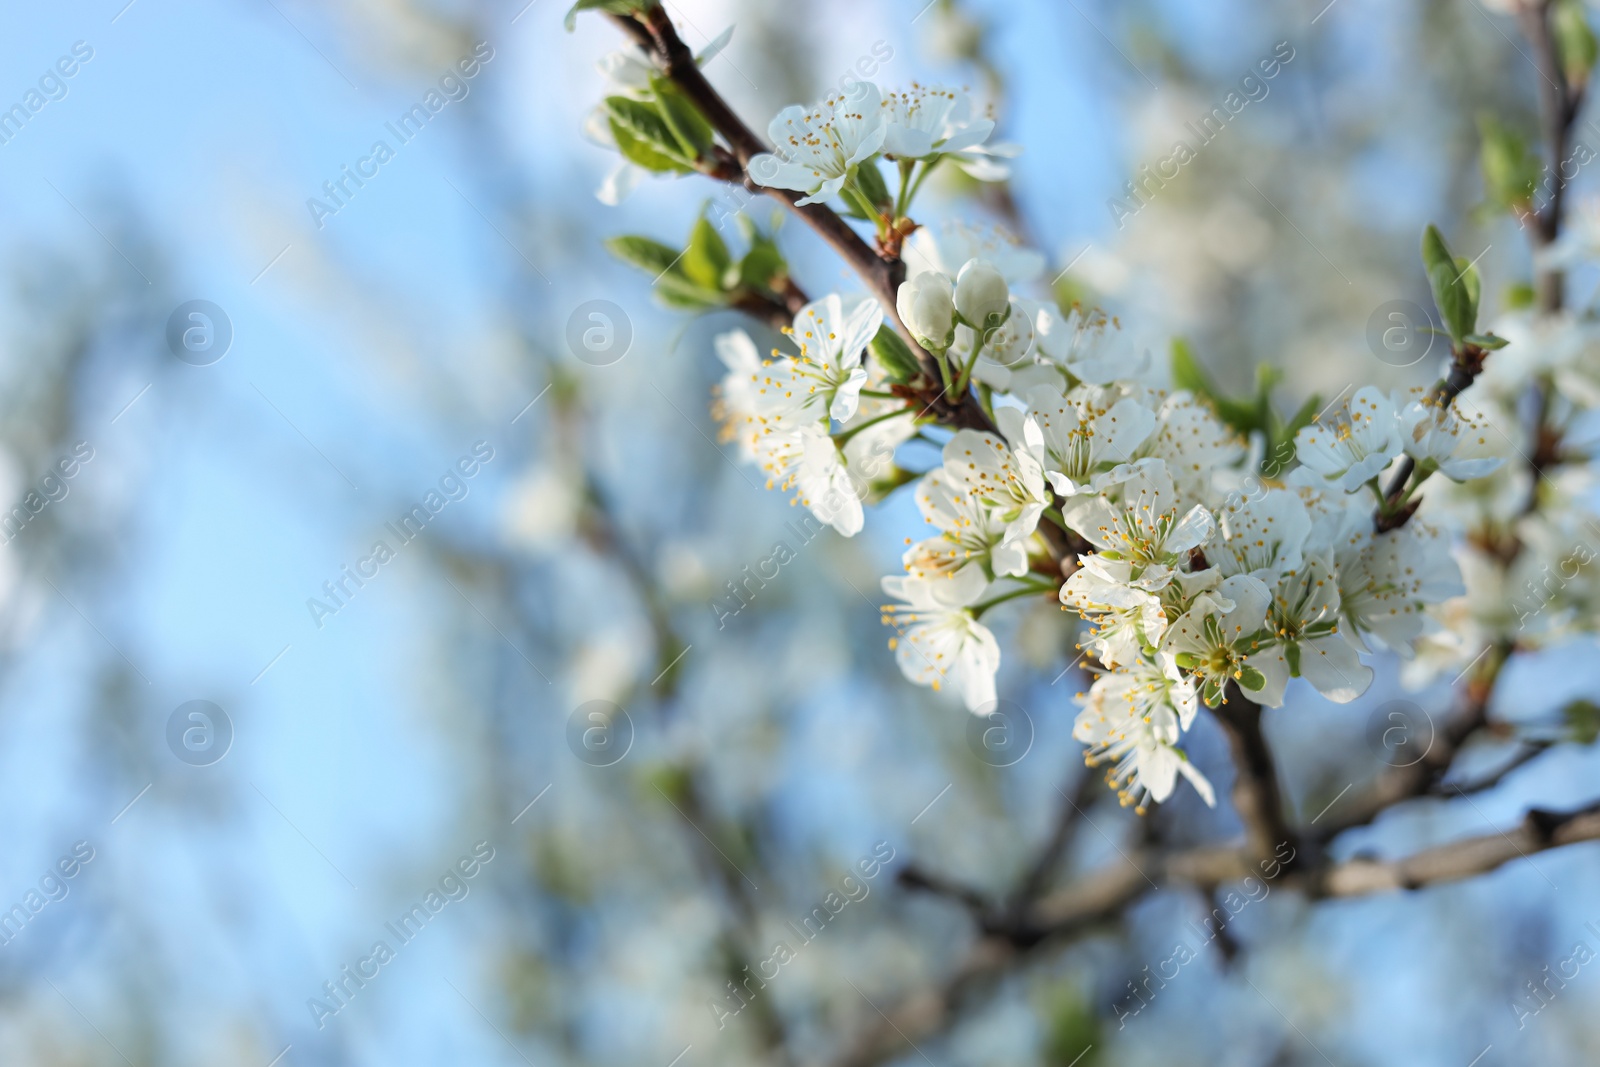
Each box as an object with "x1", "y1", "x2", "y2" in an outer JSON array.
[
  {"x1": 1422, "y1": 224, "x2": 1476, "y2": 343},
  {"x1": 1171, "y1": 338, "x2": 1263, "y2": 436},
  {"x1": 869, "y1": 325, "x2": 922, "y2": 384},
  {"x1": 609, "y1": 118, "x2": 690, "y2": 175},
  {"x1": 565, "y1": 0, "x2": 657, "y2": 31},
  {"x1": 606, "y1": 96, "x2": 691, "y2": 172},
  {"x1": 1477, "y1": 114, "x2": 1540, "y2": 210},
  {"x1": 1465, "y1": 332, "x2": 1511, "y2": 350},
  {"x1": 654, "y1": 273, "x2": 728, "y2": 309},
  {"x1": 1265, "y1": 392, "x2": 1321, "y2": 476},
  {"x1": 1554, "y1": 0, "x2": 1598, "y2": 86},
  {"x1": 604, "y1": 234, "x2": 682, "y2": 276},
  {"x1": 651, "y1": 78, "x2": 715, "y2": 161},
  {"x1": 738, "y1": 235, "x2": 786, "y2": 292},
  {"x1": 851, "y1": 160, "x2": 892, "y2": 212},
  {"x1": 608, "y1": 231, "x2": 726, "y2": 308},
  {"x1": 682, "y1": 214, "x2": 732, "y2": 290},
  {"x1": 1040, "y1": 983, "x2": 1100, "y2": 1067},
  {"x1": 1458, "y1": 256, "x2": 1482, "y2": 317},
  {"x1": 1237, "y1": 666, "x2": 1267, "y2": 692},
  {"x1": 1565, "y1": 698, "x2": 1600, "y2": 744},
  {"x1": 1170, "y1": 337, "x2": 1210, "y2": 395}
]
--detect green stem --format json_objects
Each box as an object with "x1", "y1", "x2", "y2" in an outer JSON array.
[
  {"x1": 895, "y1": 158, "x2": 915, "y2": 219},
  {"x1": 972, "y1": 582, "x2": 1054, "y2": 618},
  {"x1": 832, "y1": 404, "x2": 912, "y2": 446},
  {"x1": 905, "y1": 154, "x2": 942, "y2": 208},
  {"x1": 978, "y1": 383, "x2": 997, "y2": 425},
  {"x1": 953, "y1": 333, "x2": 988, "y2": 398},
  {"x1": 842, "y1": 181, "x2": 885, "y2": 238},
  {"x1": 934, "y1": 348, "x2": 955, "y2": 396}
]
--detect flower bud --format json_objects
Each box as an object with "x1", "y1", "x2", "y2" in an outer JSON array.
[
  {"x1": 896, "y1": 271, "x2": 956, "y2": 351},
  {"x1": 954, "y1": 258, "x2": 1010, "y2": 330}
]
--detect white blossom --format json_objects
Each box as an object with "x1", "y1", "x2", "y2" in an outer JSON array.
[
  {"x1": 749, "y1": 82, "x2": 888, "y2": 206},
  {"x1": 768, "y1": 295, "x2": 883, "y2": 424},
  {"x1": 1396, "y1": 391, "x2": 1508, "y2": 483},
  {"x1": 1062, "y1": 458, "x2": 1215, "y2": 593},
  {"x1": 879, "y1": 84, "x2": 996, "y2": 160},
  {"x1": 1075, "y1": 657, "x2": 1213, "y2": 812},
  {"x1": 941, "y1": 429, "x2": 1050, "y2": 554},
  {"x1": 1034, "y1": 306, "x2": 1149, "y2": 386},
  {"x1": 999, "y1": 384, "x2": 1156, "y2": 498},
  {"x1": 1292, "y1": 386, "x2": 1402, "y2": 493},
  {"x1": 880, "y1": 567, "x2": 1001, "y2": 711}
]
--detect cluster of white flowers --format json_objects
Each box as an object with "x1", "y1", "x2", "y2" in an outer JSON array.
[
  {"x1": 747, "y1": 80, "x2": 1016, "y2": 202},
  {"x1": 712, "y1": 295, "x2": 915, "y2": 538},
  {"x1": 713, "y1": 205, "x2": 1537, "y2": 808},
  {"x1": 605, "y1": 62, "x2": 1600, "y2": 813}
]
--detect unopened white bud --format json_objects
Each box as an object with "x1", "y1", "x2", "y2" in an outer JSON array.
[
  {"x1": 954, "y1": 258, "x2": 1010, "y2": 330},
  {"x1": 896, "y1": 271, "x2": 956, "y2": 351}
]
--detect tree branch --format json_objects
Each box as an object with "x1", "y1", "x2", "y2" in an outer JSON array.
[
  {"x1": 609, "y1": 7, "x2": 998, "y2": 435},
  {"x1": 1373, "y1": 339, "x2": 1494, "y2": 531},
  {"x1": 1438, "y1": 737, "x2": 1555, "y2": 796},
  {"x1": 1515, "y1": 0, "x2": 1585, "y2": 313},
  {"x1": 1315, "y1": 798, "x2": 1600, "y2": 896},
  {"x1": 1212, "y1": 689, "x2": 1299, "y2": 868}
]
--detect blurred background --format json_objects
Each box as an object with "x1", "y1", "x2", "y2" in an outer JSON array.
[{"x1": 2, "y1": 0, "x2": 1599, "y2": 1064}]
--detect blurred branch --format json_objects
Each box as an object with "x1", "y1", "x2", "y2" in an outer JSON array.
[
  {"x1": 1315, "y1": 797, "x2": 1600, "y2": 896},
  {"x1": 1437, "y1": 737, "x2": 1556, "y2": 796},
  {"x1": 1515, "y1": 0, "x2": 1585, "y2": 312},
  {"x1": 1213, "y1": 689, "x2": 1299, "y2": 868}
]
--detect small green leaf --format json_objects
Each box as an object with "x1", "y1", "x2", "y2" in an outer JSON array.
[
  {"x1": 1237, "y1": 666, "x2": 1267, "y2": 692},
  {"x1": 1565, "y1": 698, "x2": 1600, "y2": 744},
  {"x1": 1171, "y1": 338, "x2": 1263, "y2": 436},
  {"x1": 1170, "y1": 337, "x2": 1210, "y2": 395},
  {"x1": 1041, "y1": 982, "x2": 1100, "y2": 1067},
  {"x1": 652, "y1": 78, "x2": 715, "y2": 161},
  {"x1": 1458, "y1": 256, "x2": 1482, "y2": 318},
  {"x1": 682, "y1": 213, "x2": 732, "y2": 290},
  {"x1": 1554, "y1": 0, "x2": 1598, "y2": 86},
  {"x1": 1478, "y1": 114, "x2": 1540, "y2": 210},
  {"x1": 1265, "y1": 392, "x2": 1321, "y2": 476},
  {"x1": 1465, "y1": 332, "x2": 1511, "y2": 350},
  {"x1": 1422, "y1": 225, "x2": 1476, "y2": 343},
  {"x1": 869, "y1": 324, "x2": 922, "y2": 384},
  {"x1": 851, "y1": 160, "x2": 892, "y2": 212},
  {"x1": 606, "y1": 96, "x2": 692, "y2": 172},
  {"x1": 654, "y1": 273, "x2": 728, "y2": 309},
  {"x1": 738, "y1": 237, "x2": 786, "y2": 292},
  {"x1": 565, "y1": 0, "x2": 657, "y2": 32},
  {"x1": 604, "y1": 234, "x2": 682, "y2": 276}
]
